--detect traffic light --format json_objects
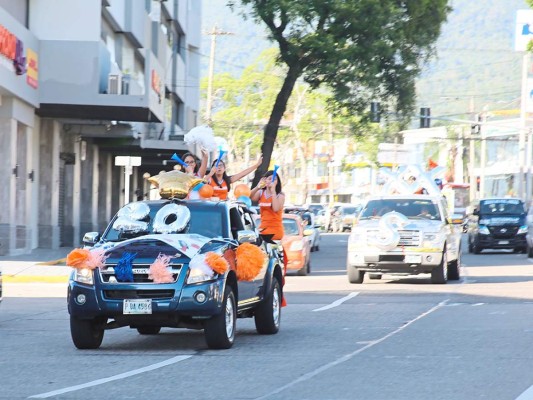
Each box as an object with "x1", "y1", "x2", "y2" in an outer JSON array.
[
  {"x1": 370, "y1": 101, "x2": 380, "y2": 123},
  {"x1": 420, "y1": 107, "x2": 431, "y2": 128}
]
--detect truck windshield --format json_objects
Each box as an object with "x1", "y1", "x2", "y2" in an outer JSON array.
[
  {"x1": 479, "y1": 200, "x2": 524, "y2": 215},
  {"x1": 360, "y1": 199, "x2": 440, "y2": 219},
  {"x1": 102, "y1": 203, "x2": 225, "y2": 241}
]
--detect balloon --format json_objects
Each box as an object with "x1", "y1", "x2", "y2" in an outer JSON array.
[
  {"x1": 199, "y1": 184, "x2": 214, "y2": 199},
  {"x1": 234, "y1": 183, "x2": 251, "y2": 198},
  {"x1": 237, "y1": 195, "x2": 252, "y2": 208}
]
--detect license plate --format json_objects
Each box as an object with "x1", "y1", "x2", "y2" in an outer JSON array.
[
  {"x1": 498, "y1": 240, "x2": 509, "y2": 245},
  {"x1": 405, "y1": 255, "x2": 422, "y2": 264},
  {"x1": 123, "y1": 299, "x2": 152, "y2": 314}
]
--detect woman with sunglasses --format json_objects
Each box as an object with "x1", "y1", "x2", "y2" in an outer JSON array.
[
  {"x1": 182, "y1": 148, "x2": 208, "y2": 178},
  {"x1": 205, "y1": 155, "x2": 263, "y2": 200}
]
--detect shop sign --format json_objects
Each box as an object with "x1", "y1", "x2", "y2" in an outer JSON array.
[
  {"x1": 26, "y1": 48, "x2": 37, "y2": 88},
  {"x1": 0, "y1": 24, "x2": 26, "y2": 75}
]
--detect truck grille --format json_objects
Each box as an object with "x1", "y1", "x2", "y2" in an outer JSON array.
[
  {"x1": 398, "y1": 230, "x2": 421, "y2": 246},
  {"x1": 103, "y1": 289, "x2": 175, "y2": 300},
  {"x1": 367, "y1": 230, "x2": 421, "y2": 247},
  {"x1": 99, "y1": 263, "x2": 182, "y2": 284},
  {"x1": 488, "y1": 226, "x2": 518, "y2": 239}
]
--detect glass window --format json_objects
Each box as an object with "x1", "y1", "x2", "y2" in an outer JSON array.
[{"x1": 282, "y1": 219, "x2": 300, "y2": 235}]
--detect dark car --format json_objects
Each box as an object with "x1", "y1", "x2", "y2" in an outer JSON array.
[
  {"x1": 68, "y1": 199, "x2": 284, "y2": 350},
  {"x1": 467, "y1": 198, "x2": 527, "y2": 254}
]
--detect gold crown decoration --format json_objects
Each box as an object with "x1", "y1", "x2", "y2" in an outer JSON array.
[{"x1": 148, "y1": 170, "x2": 203, "y2": 199}]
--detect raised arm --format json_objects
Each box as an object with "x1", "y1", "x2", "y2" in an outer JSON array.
[
  {"x1": 250, "y1": 177, "x2": 267, "y2": 202},
  {"x1": 197, "y1": 148, "x2": 208, "y2": 177},
  {"x1": 230, "y1": 155, "x2": 263, "y2": 183}
]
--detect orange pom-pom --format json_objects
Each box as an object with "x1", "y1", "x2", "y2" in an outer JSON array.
[
  {"x1": 205, "y1": 252, "x2": 229, "y2": 275},
  {"x1": 235, "y1": 242, "x2": 266, "y2": 281},
  {"x1": 199, "y1": 184, "x2": 214, "y2": 198},
  {"x1": 66, "y1": 248, "x2": 91, "y2": 269},
  {"x1": 234, "y1": 183, "x2": 251, "y2": 198}
]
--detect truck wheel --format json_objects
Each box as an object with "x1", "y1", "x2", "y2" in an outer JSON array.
[
  {"x1": 347, "y1": 266, "x2": 364, "y2": 284},
  {"x1": 204, "y1": 286, "x2": 236, "y2": 349},
  {"x1": 137, "y1": 326, "x2": 161, "y2": 335},
  {"x1": 70, "y1": 316, "x2": 105, "y2": 349},
  {"x1": 254, "y1": 278, "x2": 281, "y2": 334},
  {"x1": 297, "y1": 259, "x2": 310, "y2": 276},
  {"x1": 431, "y1": 251, "x2": 448, "y2": 284}
]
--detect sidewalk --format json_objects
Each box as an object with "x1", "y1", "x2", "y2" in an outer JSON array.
[{"x1": 0, "y1": 247, "x2": 74, "y2": 283}]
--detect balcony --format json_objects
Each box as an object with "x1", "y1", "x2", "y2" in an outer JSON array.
[{"x1": 37, "y1": 41, "x2": 165, "y2": 122}]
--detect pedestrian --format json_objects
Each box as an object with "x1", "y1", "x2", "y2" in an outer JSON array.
[
  {"x1": 205, "y1": 155, "x2": 263, "y2": 200},
  {"x1": 250, "y1": 170, "x2": 285, "y2": 241},
  {"x1": 183, "y1": 149, "x2": 208, "y2": 178}
]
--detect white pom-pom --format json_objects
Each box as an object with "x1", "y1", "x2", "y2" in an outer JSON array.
[{"x1": 184, "y1": 125, "x2": 218, "y2": 151}]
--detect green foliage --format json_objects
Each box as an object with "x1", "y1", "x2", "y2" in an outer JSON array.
[{"x1": 229, "y1": 0, "x2": 451, "y2": 119}]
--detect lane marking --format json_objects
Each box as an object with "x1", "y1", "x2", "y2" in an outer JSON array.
[
  {"x1": 312, "y1": 292, "x2": 359, "y2": 312},
  {"x1": 255, "y1": 299, "x2": 449, "y2": 400},
  {"x1": 28, "y1": 355, "x2": 192, "y2": 398}
]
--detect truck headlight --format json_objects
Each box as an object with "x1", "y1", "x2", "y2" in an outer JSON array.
[
  {"x1": 73, "y1": 268, "x2": 94, "y2": 285},
  {"x1": 518, "y1": 225, "x2": 528, "y2": 235},
  {"x1": 186, "y1": 267, "x2": 216, "y2": 284},
  {"x1": 478, "y1": 225, "x2": 490, "y2": 235}
]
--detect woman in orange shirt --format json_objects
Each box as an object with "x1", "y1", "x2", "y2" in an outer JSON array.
[
  {"x1": 250, "y1": 170, "x2": 285, "y2": 241},
  {"x1": 206, "y1": 156, "x2": 262, "y2": 200}
]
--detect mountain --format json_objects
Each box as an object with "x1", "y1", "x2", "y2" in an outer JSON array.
[{"x1": 201, "y1": 0, "x2": 531, "y2": 121}]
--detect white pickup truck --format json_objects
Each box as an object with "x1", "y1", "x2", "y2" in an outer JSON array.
[{"x1": 346, "y1": 194, "x2": 462, "y2": 284}]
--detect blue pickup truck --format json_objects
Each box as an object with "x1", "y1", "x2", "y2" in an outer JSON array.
[{"x1": 68, "y1": 199, "x2": 284, "y2": 350}]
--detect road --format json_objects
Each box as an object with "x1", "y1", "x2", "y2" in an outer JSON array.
[{"x1": 3, "y1": 233, "x2": 533, "y2": 400}]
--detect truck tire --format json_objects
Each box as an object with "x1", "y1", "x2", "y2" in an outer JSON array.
[
  {"x1": 347, "y1": 266, "x2": 364, "y2": 284},
  {"x1": 431, "y1": 251, "x2": 448, "y2": 284},
  {"x1": 204, "y1": 286, "x2": 236, "y2": 349},
  {"x1": 70, "y1": 316, "x2": 105, "y2": 349},
  {"x1": 254, "y1": 278, "x2": 281, "y2": 334}
]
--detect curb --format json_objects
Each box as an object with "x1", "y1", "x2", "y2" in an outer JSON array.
[{"x1": 3, "y1": 275, "x2": 69, "y2": 283}]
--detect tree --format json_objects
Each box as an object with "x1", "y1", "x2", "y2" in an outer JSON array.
[{"x1": 229, "y1": 0, "x2": 451, "y2": 186}]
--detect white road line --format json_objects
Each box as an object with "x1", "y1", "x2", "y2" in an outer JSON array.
[
  {"x1": 28, "y1": 355, "x2": 192, "y2": 399},
  {"x1": 255, "y1": 299, "x2": 449, "y2": 400},
  {"x1": 312, "y1": 292, "x2": 359, "y2": 312}
]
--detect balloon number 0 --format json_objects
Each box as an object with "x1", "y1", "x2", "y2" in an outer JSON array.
[{"x1": 113, "y1": 203, "x2": 191, "y2": 234}]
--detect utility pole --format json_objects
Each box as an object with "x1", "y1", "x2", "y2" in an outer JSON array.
[
  {"x1": 205, "y1": 25, "x2": 233, "y2": 124},
  {"x1": 328, "y1": 114, "x2": 334, "y2": 206}
]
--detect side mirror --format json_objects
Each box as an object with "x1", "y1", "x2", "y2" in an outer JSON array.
[
  {"x1": 83, "y1": 232, "x2": 100, "y2": 246},
  {"x1": 473, "y1": 209, "x2": 479, "y2": 216},
  {"x1": 303, "y1": 228, "x2": 314, "y2": 236},
  {"x1": 237, "y1": 229, "x2": 258, "y2": 244}
]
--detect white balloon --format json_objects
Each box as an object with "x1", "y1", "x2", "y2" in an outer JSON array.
[{"x1": 369, "y1": 211, "x2": 409, "y2": 251}]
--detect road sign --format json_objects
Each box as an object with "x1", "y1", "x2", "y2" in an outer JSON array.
[
  {"x1": 115, "y1": 156, "x2": 142, "y2": 166},
  {"x1": 515, "y1": 10, "x2": 533, "y2": 51}
]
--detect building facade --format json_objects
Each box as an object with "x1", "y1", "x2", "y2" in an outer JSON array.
[{"x1": 0, "y1": 0, "x2": 201, "y2": 255}]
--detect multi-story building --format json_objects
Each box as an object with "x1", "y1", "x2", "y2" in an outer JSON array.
[{"x1": 0, "y1": 0, "x2": 200, "y2": 255}]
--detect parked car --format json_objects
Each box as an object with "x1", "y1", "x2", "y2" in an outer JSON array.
[
  {"x1": 307, "y1": 203, "x2": 329, "y2": 231},
  {"x1": 330, "y1": 204, "x2": 362, "y2": 232},
  {"x1": 468, "y1": 197, "x2": 527, "y2": 254},
  {"x1": 285, "y1": 206, "x2": 320, "y2": 251},
  {"x1": 282, "y1": 214, "x2": 312, "y2": 275},
  {"x1": 69, "y1": 199, "x2": 284, "y2": 350}
]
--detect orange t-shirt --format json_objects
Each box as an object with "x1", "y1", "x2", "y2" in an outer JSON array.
[
  {"x1": 258, "y1": 189, "x2": 284, "y2": 240},
  {"x1": 209, "y1": 178, "x2": 229, "y2": 200}
]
